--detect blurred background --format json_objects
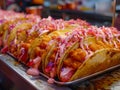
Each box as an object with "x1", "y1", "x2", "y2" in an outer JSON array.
[{"x1": 0, "y1": 0, "x2": 120, "y2": 28}]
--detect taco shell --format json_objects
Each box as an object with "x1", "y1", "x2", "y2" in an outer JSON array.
[{"x1": 70, "y1": 48, "x2": 120, "y2": 81}]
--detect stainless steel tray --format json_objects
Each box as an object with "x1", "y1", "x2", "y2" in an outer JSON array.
[
  {"x1": 0, "y1": 54, "x2": 71, "y2": 90},
  {"x1": 5, "y1": 52, "x2": 120, "y2": 86}
]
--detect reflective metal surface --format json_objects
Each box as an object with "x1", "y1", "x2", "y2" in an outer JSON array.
[
  {"x1": 1, "y1": 53, "x2": 120, "y2": 90},
  {"x1": 0, "y1": 54, "x2": 71, "y2": 90}
]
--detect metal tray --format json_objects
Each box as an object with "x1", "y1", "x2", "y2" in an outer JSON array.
[
  {"x1": 4, "y1": 53, "x2": 120, "y2": 86},
  {"x1": 0, "y1": 54, "x2": 71, "y2": 90}
]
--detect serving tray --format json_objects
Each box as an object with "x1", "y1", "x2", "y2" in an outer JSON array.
[
  {"x1": 5, "y1": 52, "x2": 120, "y2": 86},
  {"x1": 0, "y1": 54, "x2": 71, "y2": 90}
]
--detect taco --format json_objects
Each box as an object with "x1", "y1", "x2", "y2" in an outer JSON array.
[
  {"x1": 43, "y1": 25, "x2": 91, "y2": 78},
  {"x1": 56, "y1": 26, "x2": 120, "y2": 82}
]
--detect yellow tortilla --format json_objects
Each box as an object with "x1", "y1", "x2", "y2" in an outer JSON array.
[
  {"x1": 70, "y1": 48, "x2": 120, "y2": 81},
  {"x1": 7, "y1": 22, "x2": 32, "y2": 45}
]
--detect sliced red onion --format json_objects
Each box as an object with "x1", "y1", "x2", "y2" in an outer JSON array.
[
  {"x1": 48, "y1": 62, "x2": 54, "y2": 67},
  {"x1": 45, "y1": 62, "x2": 54, "y2": 73},
  {"x1": 0, "y1": 19, "x2": 5, "y2": 24}
]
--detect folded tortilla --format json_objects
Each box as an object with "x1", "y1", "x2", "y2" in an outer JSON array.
[{"x1": 70, "y1": 48, "x2": 120, "y2": 81}]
